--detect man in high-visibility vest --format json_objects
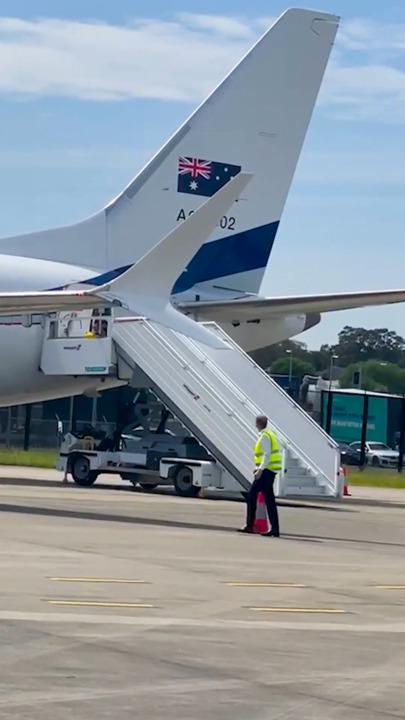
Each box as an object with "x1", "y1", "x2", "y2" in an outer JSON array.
[{"x1": 239, "y1": 415, "x2": 281, "y2": 536}]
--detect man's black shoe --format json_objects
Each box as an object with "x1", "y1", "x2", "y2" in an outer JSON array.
[
  {"x1": 238, "y1": 527, "x2": 253, "y2": 534},
  {"x1": 261, "y1": 531, "x2": 280, "y2": 537}
]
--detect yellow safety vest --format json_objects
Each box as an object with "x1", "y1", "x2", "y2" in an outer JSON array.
[{"x1": 254, "y1": 429, "x2": 282, "y2": 472}]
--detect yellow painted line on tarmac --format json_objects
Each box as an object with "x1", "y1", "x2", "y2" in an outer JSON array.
[
  {"x1": 46, "y1": 600, "x2": 155, "y2": 609},
  {"x1": 49, "y1": 578, "x2": 147, "y2": 585},
  {"x1": 227, "y1": 582, "x2": 306, "y2": 588},
  {"x1": 374, "y1": 585, "x2": 405, "y2": 590},
  {"x1": 249, "y1": 607, "x2": 346, "y2": 614}
]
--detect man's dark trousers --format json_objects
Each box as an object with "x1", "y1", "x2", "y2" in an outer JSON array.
[{"x1": 245, "y1": 469, "x2": 280, "y2": 535}]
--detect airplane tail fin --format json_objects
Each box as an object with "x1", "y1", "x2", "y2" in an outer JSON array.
[
  {"x1": 0, "y1": 9, "x2": 339, "y2": 300},
  {"x1": 98, "y1": 173, "x2": 252, "y2": 347}
]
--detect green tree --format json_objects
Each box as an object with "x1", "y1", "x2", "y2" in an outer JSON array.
[
  {"x1": 250, "y1": 324, "x2": 405, "y2": 378},
  {"x1": 309, "y1": 347, "x2": 334, "y2": 373},
  {"x1": 271, "y1": 357, "x2": 315, "y2": 380},
  {"x1": 325, "y1": 326, "x2": 405, "y2": 367},
  {"x1": 340, "y1": 361, "x2": 405, "y2": 394},
  {"x1": 251, "y1": 339, "x2": 314, "y2": 371}
]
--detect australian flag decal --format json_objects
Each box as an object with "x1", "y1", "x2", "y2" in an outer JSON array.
[{"x1": 177, "y1": 156, "x2": 241, "y2": 197}]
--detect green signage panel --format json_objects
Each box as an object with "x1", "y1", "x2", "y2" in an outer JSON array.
[{"x1": 322, "y1": 393, "x2": 388, "y2": 443}]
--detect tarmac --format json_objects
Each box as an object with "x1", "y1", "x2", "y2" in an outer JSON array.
[{"x1": 1, "y1": 467, "x2": 405, "y2": 719}]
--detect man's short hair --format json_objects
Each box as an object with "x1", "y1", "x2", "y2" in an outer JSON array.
[{"x1": 256, "y1": 415, "x2": 268, "y2": 429}]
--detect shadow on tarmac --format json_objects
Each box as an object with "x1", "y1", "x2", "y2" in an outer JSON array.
[
  {"x1": 0, "y1": 477, "x2": 352, "y2": 512},
  {"x1": 0, "y1": 501, "x2": 402, "y2": 547},
  {"x1": 0, "y1": 501, "x2": 324, "y2": 542}
]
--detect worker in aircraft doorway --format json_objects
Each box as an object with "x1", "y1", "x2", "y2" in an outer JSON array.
[{"x1": 239, "y1": 415, "x2": 281, "y2": 537}]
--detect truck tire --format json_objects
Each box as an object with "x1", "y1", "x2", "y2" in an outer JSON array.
[
  {"x1": 139, "y1": 482, "x2": 159, "y2": 492},
  {"x1": 121, "y1": 473, "x2": 138, "y2": 486},
  {"x1": 71, "y1": 454, "x2": 98, "y2": 487},
  {"x1": 173, "y1": 465, "x2": 199, "y2": 498}
]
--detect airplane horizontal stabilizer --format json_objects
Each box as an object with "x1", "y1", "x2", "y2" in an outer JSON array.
[
  {"x1": 180, "y1": 289, "x2": 405, "y2": 321},
  {"x1": 97, "y1": 172, "x2": 252, "y2": 347},
  {"x1": 0, "y1": 174, "x2": 252, "y2": 348}
]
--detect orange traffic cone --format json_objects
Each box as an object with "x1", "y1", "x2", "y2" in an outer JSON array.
[
  {"x1": 253, "y1": 492, "x2": 270, "y2": 533},
  {"x1": 340, "y1": 466, "x2": 351, "y2": 496}
]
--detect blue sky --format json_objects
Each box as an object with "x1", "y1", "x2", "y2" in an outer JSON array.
[{"x1": 1, "y1": 0, "x2": 405, "y2": 347}]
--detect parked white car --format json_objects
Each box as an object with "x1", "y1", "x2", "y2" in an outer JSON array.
[{"x1": 349, "y1": 441, "x2": 398, "y2": 468}]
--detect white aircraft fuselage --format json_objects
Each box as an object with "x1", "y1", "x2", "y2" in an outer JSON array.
[
  {"x1": 0, "y1": 252, "x2": 312, "y2": 406},
  {"x1": 0, "y1": 255, "x2": 118, "y2": 405}
]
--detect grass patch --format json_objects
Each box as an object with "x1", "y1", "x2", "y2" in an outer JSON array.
[
  {"x1": 346, "y1": 467, "x2": 405, "y2": 489},
  {"x1": 0, "y1": 449, "x2": 56, "y2": 468}
]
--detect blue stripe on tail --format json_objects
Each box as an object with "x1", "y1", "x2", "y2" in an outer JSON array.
[
  {"x1": 56, "y1": 221, "x2": 278, "y2": 297},
  {"x1": 172, "y1": 221, "x2": 279, "y2": 294}
]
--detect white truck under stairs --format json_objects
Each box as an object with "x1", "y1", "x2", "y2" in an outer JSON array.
[{"x1": 41, "y1": 313, "x2": 341, "y2": 499}]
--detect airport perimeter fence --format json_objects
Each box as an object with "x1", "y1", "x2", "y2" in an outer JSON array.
[
  {"x1": 3, "y1": 384, "x2": 405, "y2": 472},
  {"x1": 0, "y1": 406, "x2": 115, "y2": 452},
  {"x1": 0, "y1": 385, "x2": 188, "y2": 455}
]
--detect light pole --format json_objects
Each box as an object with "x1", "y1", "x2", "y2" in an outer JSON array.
[
  {"x1": 286, "y1": 349, "x2": 293, "y2": 391},
  {"x1": 329, "y1": 354, "x2": 338, "y2": 391}
]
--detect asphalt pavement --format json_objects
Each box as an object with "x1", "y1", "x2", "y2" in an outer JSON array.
[{"x1": 1, "y1": 467, "x2": 405, "y2": 719}]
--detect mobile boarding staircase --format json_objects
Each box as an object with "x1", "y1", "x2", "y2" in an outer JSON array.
[{"x1": 40, "y1": 312, "x2": 341, "y2": 499}]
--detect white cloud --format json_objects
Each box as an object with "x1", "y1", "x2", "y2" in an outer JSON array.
[
  {"x1": 0, "y1": 16, "x2": 251, "y2": 102},
  {"x1": 325, "y1": 17, "x2": 405, "y2": 121},
  {"x1": 320, "y1": 62, "x2": 405, "y2": 122},
  {"x1": 0, "y1": 13, "x2": 404, "y2": 124},
  {"x1": 338, "y1": 17, "x2": 405, "y2": 53},
  {"x1": 297, "y1": 148, "x2": 405, "y2": 188},
  {"x1": 0, "y1": 144, "x2": 148, "y2": 171},
  {"x1": 177, "y1": 13, "x2": 254, "y2": 39}
]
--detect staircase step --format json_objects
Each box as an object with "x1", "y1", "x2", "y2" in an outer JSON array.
[
  {"x1": 283, "y1": 485, "x2": 327, "y2": 497},
  {"x1": 284, "y1": 475, "x2": 318, "y2": 486},
  {"x1": 286, "y1": 467, "x2": 311, "y2": 477}
]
